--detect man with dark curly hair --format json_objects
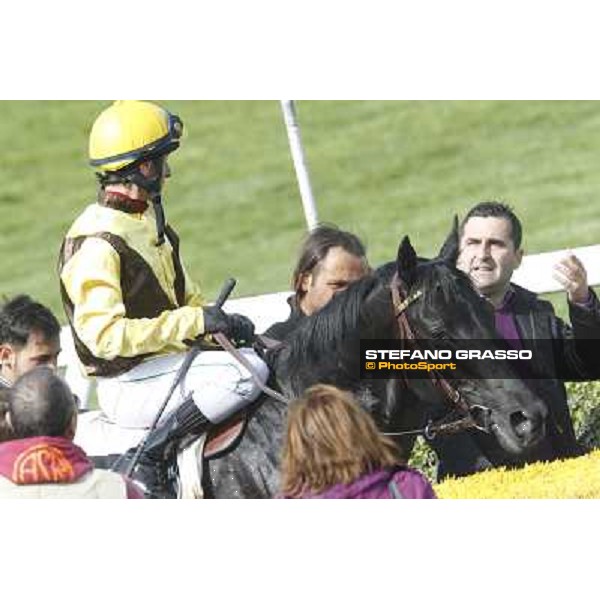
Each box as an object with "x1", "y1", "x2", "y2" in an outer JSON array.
[{"x1": 0, "y1": 294, "x2": 61, "y2": 389}]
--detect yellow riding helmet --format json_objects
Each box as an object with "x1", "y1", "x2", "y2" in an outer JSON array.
[{"x1": 89, "y1": 100, "x2": 183, "y2": 172}]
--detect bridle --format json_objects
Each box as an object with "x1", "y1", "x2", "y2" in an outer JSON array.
[{"x1": 385, "y1": 272, "x2": 493, "y2": 440}]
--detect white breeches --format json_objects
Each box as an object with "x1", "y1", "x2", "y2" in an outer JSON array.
[
  {"x1": 74, "y1": 349, "x2": 269, "y2": 457},
  {"x1": 98, "y1": 348, "x2": 269, "y2": 427}
]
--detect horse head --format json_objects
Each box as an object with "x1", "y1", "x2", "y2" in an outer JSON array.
[
  {"x1": 273, "y1": 219, "x2": 548, "y2": 464},
  {"x1": 389, "y1": 220, "x2": 548, "y2": 455}
]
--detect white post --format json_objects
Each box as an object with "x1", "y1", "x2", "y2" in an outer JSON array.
[{"x1": 280, "y1": 100, "x2": 319, "y2": 230}]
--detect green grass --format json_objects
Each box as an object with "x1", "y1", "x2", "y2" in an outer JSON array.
[{"x1": 2, "y1": 100, "x2": 599, "y2": 317}]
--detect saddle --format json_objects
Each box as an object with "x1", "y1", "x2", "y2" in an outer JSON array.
[{"x1": 203, "y1": 410, "x2": 248, "y2": 459}]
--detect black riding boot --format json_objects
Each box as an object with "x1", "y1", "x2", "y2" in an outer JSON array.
[
  {"x1": 144, "y1": 397, "x2": 211, "y2": 460},
  {"x1": 117, "y1": 398, "x2": 211, "y2": 498}
]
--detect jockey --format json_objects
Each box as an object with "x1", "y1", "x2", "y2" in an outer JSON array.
[{"x1": 58, "y1": 101, "x2": 269, "y2": 493}]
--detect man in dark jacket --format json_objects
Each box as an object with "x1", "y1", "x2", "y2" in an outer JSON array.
[
  {"x1": 264, "y1": 223, "x2": 369, "y2": 342},
  {"x1": 431, "y1": 201, "x2": 600, "y2": 479},
  {"x1": 262, "y1": 224, "x2": 369, "y2": 374}
]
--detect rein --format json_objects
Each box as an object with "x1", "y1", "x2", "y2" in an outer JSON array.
[{"x1": 385, "y1": 273, "x2": 492, "y2": 440}]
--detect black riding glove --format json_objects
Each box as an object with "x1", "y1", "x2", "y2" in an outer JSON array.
[
  {"x1": 202, "y1": 306, "x2": 256, "y2": 345},
  {"x1": 227, "y1": 313, "x2": 256, "y2": 345}
]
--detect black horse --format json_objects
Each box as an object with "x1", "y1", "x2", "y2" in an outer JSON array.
[{"x1": 203, "y1": 229, "x2": 548, "y2": 498}]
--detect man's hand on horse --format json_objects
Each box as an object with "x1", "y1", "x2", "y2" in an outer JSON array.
[
  {"x1": 203, "y1": 306, "x2": 256, "y2": 345},
  {"x1": 553, "y1": 252, "x2": 591, "y2": 305}
]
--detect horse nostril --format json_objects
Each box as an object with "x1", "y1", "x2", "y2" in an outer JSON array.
[{"x1": 510, "y1": 410, "x2": 542, "y2": 439}]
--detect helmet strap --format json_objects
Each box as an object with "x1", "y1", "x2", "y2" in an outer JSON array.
[
  {"x1": 151, "y1": 195, "x2": 167, "y2": 246},
  {"x1": 97, "y1": 155, "x2": 168, "y2": 245}
]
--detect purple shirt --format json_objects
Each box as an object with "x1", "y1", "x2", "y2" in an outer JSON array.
[
  {"x1": 494, "y1": 288, "x2": 523, "y2": 350},
  {"x1": 494, "y1": 286, "x2": 593, "y2": 346}
]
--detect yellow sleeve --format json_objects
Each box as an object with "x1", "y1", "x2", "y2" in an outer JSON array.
[
  {"x1": 182, "y1": 261, "x2": 206, "y2": 307},
  {"x1": 60, "y1": 237, "x2": 207, "y2": 359}
]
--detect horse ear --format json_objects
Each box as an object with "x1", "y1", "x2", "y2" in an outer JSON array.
[
  {"x1": 396, "y1": 235, "x2": 418, "y2": 286},
  {"x1": 437, "y1": 215, "x2": 459, "y2": 264}
]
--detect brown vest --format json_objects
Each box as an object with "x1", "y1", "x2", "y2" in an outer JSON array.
[{"x1": 58, "y1": 225, "x2": 186, "y2": 377}]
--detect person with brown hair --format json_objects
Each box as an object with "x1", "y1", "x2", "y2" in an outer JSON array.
[
  {"x1": 263, "y1": 223, "x2": 369, "y2": 343},
  {"x1": 280, "y1": 384, "x2": 436, "y2": 499}
]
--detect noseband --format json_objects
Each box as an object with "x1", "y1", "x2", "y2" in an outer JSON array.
[{"x1": 386, "y1": 273, "x2": 492, "y2": 439}]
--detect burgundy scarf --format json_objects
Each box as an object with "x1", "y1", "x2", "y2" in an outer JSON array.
[
  {"x1": 100, "y1": 191, "x2": 148, "y2": 215},
  {"x1": 0, "y1": 437, "x2": 93, "y2": 484}
]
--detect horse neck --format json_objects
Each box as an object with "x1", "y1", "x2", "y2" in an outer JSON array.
[{"x1": 278, "y1": 278, "x2": 392, "y2": 396}]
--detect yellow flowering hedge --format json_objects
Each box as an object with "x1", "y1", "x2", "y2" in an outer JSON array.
[{"x1": 434, "y1": 449, "x2": 600, "y2": 499}]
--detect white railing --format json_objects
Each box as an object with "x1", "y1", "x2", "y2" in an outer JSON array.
[
  {"x1": 511, "y1": 244, "x2": 600, "y2": 294},
  {"x1": 59, "y1": 245, "x2": 600, "y2": 409}
]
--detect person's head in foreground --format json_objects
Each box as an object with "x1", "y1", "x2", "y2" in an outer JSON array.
[
  {"x1": 280, "y1": 384, "x2": 436, "y2": 499},
  {"x1": 0, "y1": 367, "x2": 143, "y2": 498},
  {"x1": 7, "y1": 366, "x2": 77, "y2": 441}
]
